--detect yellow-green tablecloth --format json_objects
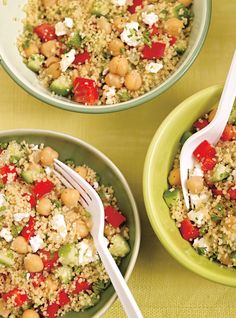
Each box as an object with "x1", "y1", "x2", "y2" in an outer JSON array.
[{"x1": 1, "y1": 1, "x2": 236, "y2": 317}]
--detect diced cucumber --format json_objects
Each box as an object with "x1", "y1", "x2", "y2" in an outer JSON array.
[
  {"x1": 21, "y1": 167, "x2": 41, "y2": 184},
  {"x1": 175, "y1": 40, "x2": 187, "y2": 55},
  {"x1": 173, "y1": 4, "x2": 193, "y2": 22},
  {"x1": 50, "y1": 76, "x2": 73, "y2": 97},
  {"x1": 91, "y1": 0, "x2": 109, "y2": 17},
  {"x1": 0, "y1": 251, "x2": 14, "y2": 267},
  {"x1": 163, "y1": 188, "x2": 180, "y2": 208},
  {"x1": 27, "y1": 54, "x2": 44, "y2": 73},
  {"x1": 58, "y1": 243, "x2": 79, "y2": 267},
  {"x1": 209, "y1": 164, "x2": 231, "y2": 183},
  {"x1": 54, "y1": 266, "x2": 73, "y2": 283},
  {"x1": 11, "y1": 224, "x2": 23, "y2": 238},
  {"x1": 68, "y1": 31, "x2": 82, "y2": 49},
  {"x1": 7, "y1": 141, "x2": 24, "y2": 162},
  {"x1": 109, "y1": 234, "x2": 130, "y2": 258},
  {"x1": 180, "y1": 131, "x2": 192, "y2": 145},
  {"x1": 92, "y1": 279, "x2": 110, "y2": 295}
]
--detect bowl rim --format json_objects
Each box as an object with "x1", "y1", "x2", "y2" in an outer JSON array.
[
  {"x1": 0, "y1": 0, "x2": 212, "y2": 114},
  {"x1": 142, "y1": 84, "x2": 236, "y2": 287},
  {"x1": 0, "y1": 128, "x2": 141, "y2": 317}
]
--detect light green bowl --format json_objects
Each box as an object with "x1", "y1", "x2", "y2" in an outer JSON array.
[
  {"x1": 0, "y1": 1, "x2": 211, "y2": 113},
  {"x1": 143, "y1": 85, "x2": 236, "y2": 287},
  {"x1": 0, "y1": 129, "x2": 141, "y2": 317}
]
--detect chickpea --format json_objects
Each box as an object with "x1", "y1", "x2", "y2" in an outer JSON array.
[
  {"x1": 22, "y1": 309, "x2": 40, "y2": 318},
  {"x1": 124, "y1": 70, "x2": 142, "y2": 91},
  {"x1": 45, "y1": 62, "x2": 61, "y2": 79},
  {"x1": 109, "y1": 56, "x2": 129, "y2": 77},
  {"x1": 40, "y1": 40, "x2": 58, "y2": 58},
  {"x1": 0, "y1": 299, "x2": 10, "y2": 318},
  {"x1": 61, "y1": 188, "x2": 80, "y2": 207},
  {"x1": 165, "y1": 18, "x2": 184, "y2": 37},
  {"x1": 113, "y1": 16, "x2": 126, "y2": 33},
  {"x1": 105, "y1": 73, "x2": 123, "y2": 88},
  {"x1": 24, "y1": 43, "x2": 39, "y2": 58},
  {"x1": 24, "y1": 254, "x2": 44, "y2": 272},
  {"x1": 73, "y1": 219, "x2": 89, "y2": 239},
  {"x1": 187, "y1": 176, "x2": 204, "y2": 194},
  {"x1": 42, "y1": 0, "x2": 57, "y2": 6},
  {"x1": 97, "y1": 17, "x2": 112, "y2": 34},
  {"x1": 40, "y1": 146, "x2": 59, "y2": 166},
  {"x1": 219, "y1": 254, "x2": 233, "y2": 266},
  {"x1": 223, "y1": 216, "x2": 236, "y2": 232},
  {"x1": 75, "y1": 166, "x2": 88, "y2": 179},
  {"x1": 168, "y1": 168, "x2": 181, "y2": 186},
  {"x1": 11, "y1": 236, "x2": 29, "y2": 254},
  {"x1": 36, "y1": 198, "x2": 52, "y2": 216},
  {"x1": 208, "y1": 108, "x2": 217, "y2": 122},
  {"x1": 109, "y1": 39, "x2": 124, "y2": 56},
  {"x1": 178, "y1": 0, "x2": 192, "y2": 7},
  {"x1": 45, "y1": 56, "x2": 60, "y2": 68}
]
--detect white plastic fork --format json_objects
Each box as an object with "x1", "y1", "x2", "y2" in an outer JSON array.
[
  {"x1": 54, "y1": 159, "x2": 143, "y2": 318},
  {"x1": 180, "y1": 50, "x2": 236, "y2": 210}
]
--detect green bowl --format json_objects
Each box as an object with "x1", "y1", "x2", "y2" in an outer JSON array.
[
  {"x1": 0, "y1": 0, "x2": 211, "y2": 114},
  {"x1": 0, "y1": 129, "x2": 141, "y2": 317},
  {"x1": 143, "y1": 84, "x2": 236, "y2": 287}
]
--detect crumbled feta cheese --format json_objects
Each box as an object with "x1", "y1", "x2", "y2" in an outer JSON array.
[
  {"x1": 31, "y1": 145, "x2": 39, "y2": 151},
  {"x1": 190, "y1": 193, "x2": 209, "y2": 209},
  {"x1": 187, "y1": 209, "x2": 207, "y2": 226},
  {"x1": 145, "y1": 62, "x2": 163, "y2": 73},
  {"x1": 77, "y1": 239, "x2": 99, "y2": 266},
  {"x1": 192, "y1": 162, "x2": 204, "y2": 177},
  {"x1": 0, "y1": 194, "x2": 6, "y2": 207},
  {"x1": 26, "y1": 273, "x2": 31, "y2": 280},
  {"x1": 121, "y1": 22, "x2": 142, "y2": 47},
  {"x1": 0, "y1": 228, "x2": 13, "y2": 242},
  {"x1": 45, "y1": 166, "x2": 52, "y2": 176},
  {"x1": 55, "y1": 21, "x2": 67, "y2": 36},
  {"x1": 64, "y1": 17, "x2": 74, "y2": 29},
  {"x1": 112, "y1": 0, "x2": 127, "y2": 5},
  {"x1": 60, "y1": 49, "x2": 76, "y2": 72},
  {"x1": 193, "y1": 237, "x2": 209, "y2": 251},
  {"x1": 142, "y1": 11, "x2": 158, "y2": 26},
  {"x1": 29, "y1": 235, "x2": 44, "y2": 253},
  {"x1": 51, "y1": 214, "x2": 67, "y2": 239},
  {"x1": 14, "y1": 212, "x2": 30, "y2": 222},
  {"x1": 93, "y1": 181, "x2": 99, "y2": 189}
]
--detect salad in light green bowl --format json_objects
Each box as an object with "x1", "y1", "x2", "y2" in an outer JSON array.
[
  {"x1": 0, "y1": 129, "x2": 140, "y2": 318},
  {"x1": 0, "y1": 0, "x2": 211, "y2": 113},
  {"x1": 143, "y1": 85, "x2": 236, "y2": 287}
]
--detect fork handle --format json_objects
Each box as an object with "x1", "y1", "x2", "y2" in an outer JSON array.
[{"x1": 95, "y1": 238, "x2": 143, "y2": 318}]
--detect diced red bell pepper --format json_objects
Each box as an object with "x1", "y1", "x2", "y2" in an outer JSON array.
[
  {"x1": 58, "y1": 290, "x2": 70, "y2": 307},
  {"x1": 32, "y1": 179, "x2": 54, "y2": 199},
  {"x1": 211, "y1": 187, "x2": 223, "y2": 197},
  {"x1": 0, "y1": 149, "x2": 3, "y2": 155},
  {"x1": 228, "y1": 187, "x2": 236, "y2": 200},
  {"x1": 40, "y1": 250, "x2": 59, "y2": 271},
  {"x1": 169, "y1": 36, "x2": 177, "y2": 46},
  {"x1": 73, "y1": 77, "x2": 99, "y2": 105},
  {"x1": 2, "y1": 288, "x2": 28, "y2": 307},
  {"x1": 201, "y1": 157, "x2": 216, "y2": 172},
  {"x1": 23, "y1": 193, "x2": 37, "y2": 208},
  {"x1": 104, "y1": 206, "x2": 126, "y2": 228},
  {"x1": 73, "y1": 51, "x2": 91, "y2": 65},
  {"x1": 193, "y1": 119, "x2": 209, "y2": 131},
  {"x1": 180, "y1": 219, "x2": 199, "y2": 241},
  {"x1": 72, "y1": 278, "x2": 91, "y2": 294},
  {"x1": 221, "y1": 124, "x2": 235, "y2": 141},
  {"x1": 0, "y1": 165, "x2": 17, "y2": 184},
  {"x1": 21, "y1": 216, "x2": 36, "y2": 241},
  {"x1": 45, "y1": 302, "x2": 59, "y2": 318},
  {"x1": 29, "y1": 272, "x2": 45, "y2": 288},
  {"x1": 142, "y1": 42, "x2": 166, "y2": 60},
  {"x1": 34, "y1": 23, "x2": 57, "y2": 42},
  {"x1": 150, "y1": 25, "x2": 159, "y2": 37},
  {"x1": 128, "y1": 0, "x2": 143, "y2": 13},
  {"x1": 193, "y1": 140, "x2": 216, "y2": 161}
]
